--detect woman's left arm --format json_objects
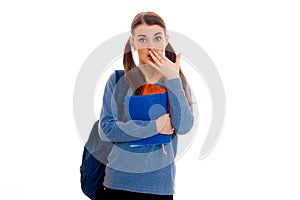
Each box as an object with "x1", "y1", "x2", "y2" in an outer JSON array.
[
  {"x1": 167, "y1": 78, "x2": 194, "y2": 134},
  {"x1": 148, "y1": 48, "x2": 194, "y2": 134}
]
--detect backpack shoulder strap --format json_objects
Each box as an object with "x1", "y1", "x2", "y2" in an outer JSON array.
[
  {"x1": 115, "y1": 70, "x2": 124, "y2": 83},
  {"x1": 113, "y1": 70, "x2": 129, "y2": 120}
]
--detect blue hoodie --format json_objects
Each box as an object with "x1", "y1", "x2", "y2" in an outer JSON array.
[{"x1": 98, "y1": 71, "x2": 194, "y2": 195}]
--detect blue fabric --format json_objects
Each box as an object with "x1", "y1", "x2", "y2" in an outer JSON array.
[
  {"x1": 80, "y1": 120, "x2": 110, "y2": 200},
  {"x1": 126, "y1": 92, "x2": 171, "y2": 147},
  {"x1": 98, "y1": 70, "x2": 194, "y2": 195},
  {"x1": 80, "y1": 70, "x2": 124, "y2": 200}
]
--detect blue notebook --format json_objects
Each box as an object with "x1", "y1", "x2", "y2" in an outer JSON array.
[{"x1": 125, "y1": 92, "x2": 171, "y2": 147}]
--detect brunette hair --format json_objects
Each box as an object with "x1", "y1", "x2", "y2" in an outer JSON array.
[{"x1": 123, "y1": 12, "x2": 193, "y2": 106}]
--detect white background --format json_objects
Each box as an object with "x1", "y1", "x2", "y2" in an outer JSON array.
[{"x1": 1, "y1": 0, "x2": 300, "y2": 199}]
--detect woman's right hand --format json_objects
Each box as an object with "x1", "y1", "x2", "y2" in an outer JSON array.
[{"x1": 156, "y1": 114, "x2": 174, "y2": 135}]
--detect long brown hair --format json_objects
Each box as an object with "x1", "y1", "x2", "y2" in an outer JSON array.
[{"x1": 123, "y1": 12, "x2": 193, "y2": 106}]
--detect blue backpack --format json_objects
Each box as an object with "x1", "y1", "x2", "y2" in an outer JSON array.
[{"x1": 80, "y1": 70, "x2": 124, "y2": 200}]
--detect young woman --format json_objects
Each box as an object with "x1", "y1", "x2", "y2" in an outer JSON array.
[{"x1": 99, "y1": 12, "x2": 194, "y2": 200}]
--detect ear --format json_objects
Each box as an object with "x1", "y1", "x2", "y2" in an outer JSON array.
[{"x1": 130, "y1": 36, "x2": 136, "y2": 51}]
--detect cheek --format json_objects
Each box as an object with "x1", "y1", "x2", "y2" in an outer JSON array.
[{"x1": 156, "y1": 42, "x2": 165, "y2": 49}]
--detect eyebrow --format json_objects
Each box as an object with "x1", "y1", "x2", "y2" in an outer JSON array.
[{"x1": 137, "y1": 32, "x2": 163, "y2": 37}]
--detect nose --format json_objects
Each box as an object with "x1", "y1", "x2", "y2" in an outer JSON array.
[{"x1": 147, "y1": 40, "x2": 154, "y2": 49}]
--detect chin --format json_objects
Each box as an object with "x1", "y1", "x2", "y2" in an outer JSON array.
[
  {"x1": 139, "y1": 58, "x2": 150, "y2": 65},
  {"x1": 138, "y1": 60, "x2": 148, "y2": 66}
]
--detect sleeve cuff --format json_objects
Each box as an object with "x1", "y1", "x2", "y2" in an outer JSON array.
[
  {"x1": 167, "y1": 78, "x2": 184, "y2": 92},
  {"x1": 140, "y1": 120, "x2": 158, "y2": 138}
]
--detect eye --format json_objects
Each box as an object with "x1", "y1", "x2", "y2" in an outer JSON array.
[
  {"x1": 139, "y1": 38, "x2": 146, "y2": 43},
  {"x1": 154, "y1": 36, "x2": 162, "y2": 42}
]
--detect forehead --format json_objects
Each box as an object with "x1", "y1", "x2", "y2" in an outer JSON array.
[{"x1": 133, "y1": 24, "x2": 165, "y2": 37}]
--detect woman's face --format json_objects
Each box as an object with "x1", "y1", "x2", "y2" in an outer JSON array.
[{"x1": 131, "y1": 24, "x2": 169, "y2": 65}]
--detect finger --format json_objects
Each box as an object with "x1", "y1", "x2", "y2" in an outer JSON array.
[
  {"x1": 150, "y1": 49, "x2": 164, "y2": 63},
  {"x1": 150, "y1": 49, "x2": 163, "y2": 63},
  {"x1": 149, "y1": 50, "x2": 162, "y2": 64},
  {"x1": 166, "y1": 128, "x2": 175, "y2": 135},
  {"x1": 160, "y1": 131, "x2": 172, "y2": 135},
  {"x1": 160, "y1": 129, "x2": 174, "y2": 135},
  {"x1": 154, "y1": 48, "x2": 167, "y2": 61},
  {"x1": 163, "y1": 131, "x2": 173, "y2": 135}
]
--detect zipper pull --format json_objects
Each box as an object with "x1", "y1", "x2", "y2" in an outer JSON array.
[{"x1": 162, "y1": 144, "x2": 167, "y2": 155}]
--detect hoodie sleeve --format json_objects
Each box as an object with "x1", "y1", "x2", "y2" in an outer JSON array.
[
  {"x1": 98, "y1": 72, "x2": 158, "y2": 143},
  {"x1": 167, "y1": 78, "x2": 194, "y2": 135}
]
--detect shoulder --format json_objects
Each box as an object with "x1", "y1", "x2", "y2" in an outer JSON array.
[
  {"x1": 105, "y1": 70, "x2": 128, "y2": 93},
  {"x1": 107, "y1": 70, "x2": 125, "y2": 84},
  {"x1": 104, "y1": 72, "x2": 117, "y2": 92}
]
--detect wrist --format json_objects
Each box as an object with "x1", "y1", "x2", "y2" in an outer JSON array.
[{"x1": 166, "y1": 73, "x2": 180, "y2": 81}]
